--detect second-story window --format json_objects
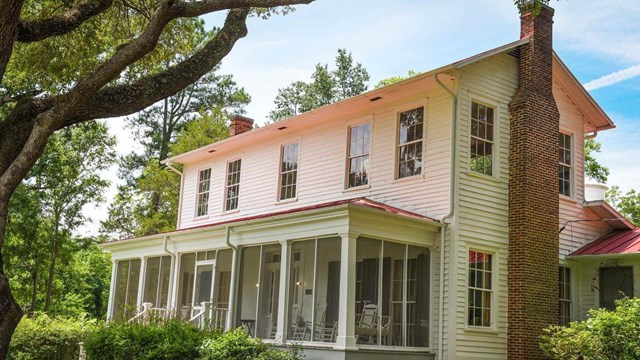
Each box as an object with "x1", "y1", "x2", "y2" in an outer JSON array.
[
  {"x1": 347, "y1": 123, "x2": 371, "y2": 188},
  {"x1": 397, "y1": 106, "x2": 424, "y2": 179},
  {"x1": 559, "y1": 132, "x2": 572, "y2": 197},
  {"x1": 196, "y1": 168, "x2": 211, "y2": 217},
  {"x1": 279, "y1": 143, "x2": 299, "y2": 200},
  {"x1": 225, "y1": 159, "x2": 241, "y2": 211},
  {"x1": 470, "y1": 101, "x2": 495, "y2": 176}
]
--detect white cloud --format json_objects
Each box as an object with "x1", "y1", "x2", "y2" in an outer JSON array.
[{"x1": 584, "y1": 64, "x2": 640, "y2": 91}]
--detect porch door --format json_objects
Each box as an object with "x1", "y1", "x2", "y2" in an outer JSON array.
[
  {"x1": 600, "y1": 266, "x2": 634, "y2": 310},
  {"x1": 192, "y1": 259, "x2": 216, "y2": 315}
]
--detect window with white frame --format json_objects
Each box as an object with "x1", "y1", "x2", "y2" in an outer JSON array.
[
  {"x1": 559, "y1": 266, "x2": 571, "y2": 326},
  {"x1": 559, "y1": 132, "x2": 572, "y2": 197},
  {"x1": 348, "y1": 123, "x2": 371, "y2": 188},
  {"x1": 225, "y1": 159, "x2": 241, "y2": 211},
  {"x1": 470, "y1": 101, "x2": 495, "y2": 176},
  {"x1": 467, "y1": 250, "x2": 492, "y2": 327},
  {"x1": 397, "y1": 107, "x2": 424, "y2": 179},
  {"x1": 279, "y1": 143, "x2": 299, "y2": 200},
  {"x1": 196, "y1": 168, "x2": 211, "y2": 217}
]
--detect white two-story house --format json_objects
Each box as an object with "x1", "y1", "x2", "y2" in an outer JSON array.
[{"x1": 102, "y1": 5, "x2": 638, "y2": 360}]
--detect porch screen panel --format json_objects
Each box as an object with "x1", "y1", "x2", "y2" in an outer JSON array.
[
  {"x1": 143, "y1": 256, "x2": 172, "y2": 308},
  {"x1": 314, "y1": 237, "x2": 341, "y2": 342},
  {"x1": 384, "y1": 241, "x2": 405, "y2": 347},
  {"x1": 407, "y1": 246, "x2": 429, "y2": 347},
  {"x1": 178, "y1": 253, "x2": 196, "y2": 312},
  {"x1": 288, "y1": 240, "x2": 316, "y2": 341},
  {"x1": 113, "y1": 259, "x2": 141, "y2": 320},
  {"x1": 215, "y1": 249, "x2": 233, "y2": 309},
  {"x1": 237, "y1": 247, "x2": 261, "y2": 336}
]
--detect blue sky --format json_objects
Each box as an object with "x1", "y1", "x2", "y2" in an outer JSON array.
[{"x1": 90, "y1": 1, "x2": 639, "y2": 235}]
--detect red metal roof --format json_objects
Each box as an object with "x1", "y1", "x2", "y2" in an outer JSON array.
[
  {"x1": 105, "y1": 197, "x2": 438, "y2": 244},
  {"x1": 570, "y1": 228, "x2": 640, "y2": 256}
]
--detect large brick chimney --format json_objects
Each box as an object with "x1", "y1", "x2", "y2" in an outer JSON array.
[
  {"x1": 507, "y1": 4, "x2": 560, "y2": 360},
  {"x1": 229, "y1": 115, "x2": 254, "y2": 136}
]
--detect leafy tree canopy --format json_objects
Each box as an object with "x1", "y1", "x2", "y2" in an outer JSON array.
[{"x1": 268, "y1": 48, "x2": 369, "y2": 122}]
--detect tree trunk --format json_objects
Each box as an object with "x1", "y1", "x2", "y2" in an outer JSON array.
[
  {"x1": 0, "y1": 198, "x2": 23, "y2": 359},
  {"x1": 43, "y1": 220, "x2": 59, "y2": 312}
]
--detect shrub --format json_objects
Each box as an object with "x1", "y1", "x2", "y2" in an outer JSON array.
[
  {"x1": 200, "y1": 328, "x2": 303, "y2": 360},
  {"x1": 83, "y1": 319, "x2": 217, "y2": 360},
  {"x1": 541, "y1": 297, "x2": 640, "y2": 360},
  {"x1": 8, "y1": 313, "x2": 98, "y2": 360}
]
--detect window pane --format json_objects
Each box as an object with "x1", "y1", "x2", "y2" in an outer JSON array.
[
  {"x1": 143, "y1": 257, "x2": 161, "y2": 306},
  {"x1": 467, "y1": 251, "x2": 492, "y2": 327},
  {"x1": 178, "y1": 253, "x2": 196, "y2": 312},
  {"x1": 194, "y1": 264, "x2": 213, "y2": 306},
  {"x1": 225, "y1": 160, "x2": 241, "y2": 211},
  {"x1": 348, "y1": 124, "x2": 371, "y2": 188},
  {"x1": 470, "y1": 102, "x2": 495, "y2": 176}
]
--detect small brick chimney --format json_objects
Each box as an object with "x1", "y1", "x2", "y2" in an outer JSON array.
[
  {"x1": 507, "y1": 4, "x2": 560, "y2": 360},
  {"x1": 229, "y1": 115, "x2": 254, "y2": 137}
]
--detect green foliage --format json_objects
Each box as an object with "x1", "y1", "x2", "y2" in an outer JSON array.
[
  {"x1": 8, "y1": 314, "x2": 98, "y2": 360},
  {"x1": 541, "y1": 297, "x2": 640, "y2": 360},
  {"x1": 374, "y1": 70, "x2": 422, "y2": 88},
  {"x1": 199, "y1": 328, "x2": 303, "y2": 360},
  {"x1": 4, "y1": 122, "x2": 115, "y2": 316},
  {"x1": 268, "y1": 48, "x2": 369, "y2": 122},
  {"x1": 514, "y1": 0, "x2": 552, "y2": 15},
  {"x1": 584, "y1": 139, "x2": 609, "y2": 184},
  {"x1": 170, "y1": 109, "x2": 230, "y2": 156},
  {"x1": 83, "y1": 320, "x2": 215, "y2": 360},
  {"x1": 606, "y1": 186, "x2": 640, "y2": 226}
]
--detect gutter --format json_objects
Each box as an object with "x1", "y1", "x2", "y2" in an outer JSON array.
[
  {"x1": 165, "y1": 162, "x2": 184, "y2": 229},
  {"x1": 434, "y1": 72, "x2": 459, "y2": 360}
]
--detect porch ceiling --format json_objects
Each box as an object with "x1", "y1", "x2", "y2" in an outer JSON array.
[{"x1": 570, "y1": 227, "x2": 640, "y2": 257}]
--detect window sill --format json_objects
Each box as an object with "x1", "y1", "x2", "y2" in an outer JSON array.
[
  {"x1": 192, "y1": 215, "x2": 210, "y2": 221},
  {"x1": 392, "y1": 173, "x2": 425, "y2": 184},
  {"x1": 275, "y1": 197, "x2": 298, "y2": 205},
  {"x1": 559, "y1": 194, "x2": 578, "y2": 204},
  {"x1": 220, "y1": 209, "x2": 239, "y2": 216},
  {"x1": 465, "y1": 170, "x2": 502, "y2": 184},
  {"x1": 464, "y1": 326, "x2": 499, "y2": 335},
  {"x1": 343, "y1": 184, "x2": 371, "y2": 193}
]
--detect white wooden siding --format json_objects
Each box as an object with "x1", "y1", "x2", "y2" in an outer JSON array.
[
  {"x1": 451, "y1": 52, "x2": 517, "y2": 359},
  {"x1": 555, "y1": 83, "x2": 613, "y2": 257},
  {"x1": 179, "y1": 91, "x2": 452, "y2": 230}
]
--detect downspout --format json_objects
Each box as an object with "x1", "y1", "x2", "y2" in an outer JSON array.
[
  {"x1": 166, "y1": 162, "x2": 184, "y2": 229},
  {"x1": 225, "y1": 226, "x2": 239, "y2": 330},
  {"x1": 435, "y1": 72, "x2": 458, "y2": 360}
]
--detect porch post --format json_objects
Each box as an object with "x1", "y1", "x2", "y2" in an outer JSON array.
[
  {"x1": 336, "y1": 232, "x2": 358, "y2": 350},
  {"x1": 275, "y1": 240, "x2": 291, "y2": 343},
  {"x1": 167, "y1": 252, "x2": 180, "y2": 317},
  {"x1": 226, "y1": 246, "x2": 240, "y2": 331},
  {"x1": 136, "y1": 257, "x2": 146, "y2": 310},
  {"x1": 106, "y1": 260, "x2": 118, "y2": 320}
]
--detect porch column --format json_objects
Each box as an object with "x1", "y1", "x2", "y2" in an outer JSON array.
[
  {"x1": 106, "y1": 260, "x2": 118, "y2": 320},
  {"x1": 336, "y1": 232, "x2": 358, "y2": 350},
  {"x1": 226, "y1": 245, "x2": 240, "y2": 331},
  {"x1": 136, "y1": 257, "x2": 146, "y2": 310},
  {"x1": 275, "y1": 240, "x2": 291, "y2": 343},
  {"x1": 170, "y1": 254, "x2": 181, "y2": 312}
]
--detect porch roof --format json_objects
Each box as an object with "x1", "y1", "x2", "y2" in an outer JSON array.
[
  {"x1": 570, "y1": 227, "x2": 640, "y2": 257},
  {"x1": 103, "y1": 197, "x2": 440, "y2": 247}
]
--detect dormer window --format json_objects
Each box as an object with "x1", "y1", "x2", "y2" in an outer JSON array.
[
  {"x1": 559, "y1": 132, "x2": 572, "y2": 197},
  {"x1": 279, "y1": 143, "x2": 299, "y2": 200},
  {"x1": 397, "y1": 106, "x2": 424, "y2": 179},
  {"x1": 225, "y1": 159, "x2": 242, "y2": 211},
  {"x1": 470, "y1": 101, "x2": 494, "y2": 176},
  {"x1": 196, "y1": 168, "x2": 211, "y2": 217}
]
